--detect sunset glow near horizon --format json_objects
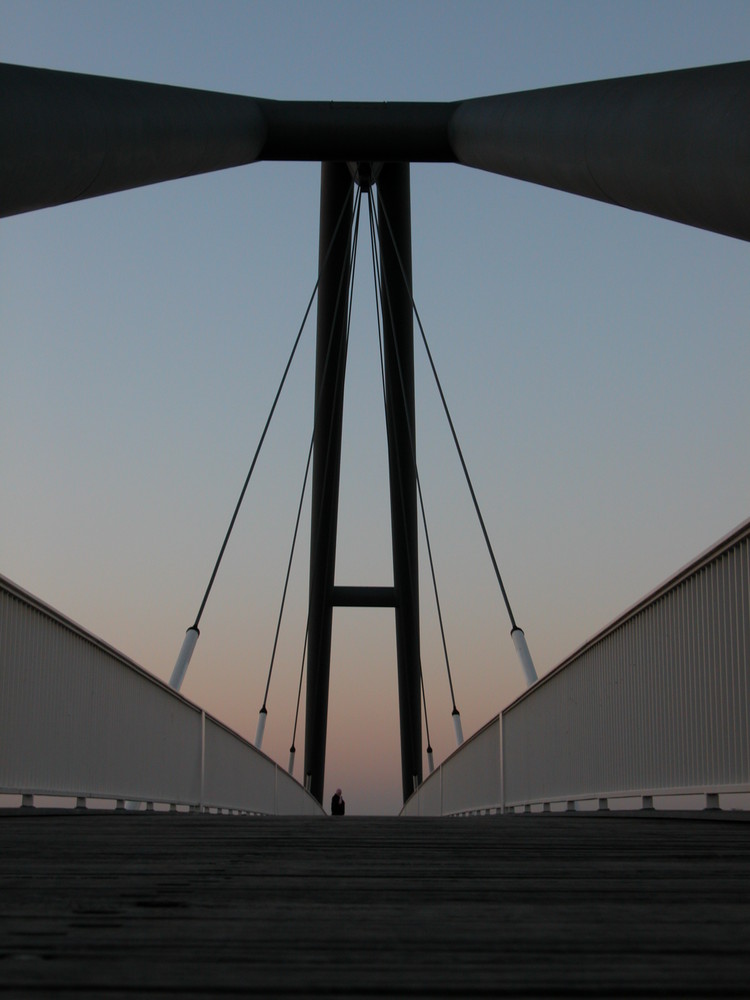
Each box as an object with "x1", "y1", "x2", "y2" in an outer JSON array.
[{"x1": 3, "y1": 0, "x2": 750, "y2": 813}]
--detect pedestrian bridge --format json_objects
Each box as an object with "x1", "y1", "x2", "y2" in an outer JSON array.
[
  {"x1": 3, "y1": 516, "x2": 748, "y2": 817},
  {"x1": 2, "y1": 59, "x2": 749, "y2": 818}
]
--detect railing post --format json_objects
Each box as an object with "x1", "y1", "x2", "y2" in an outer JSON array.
[
  {"x1": 200, "y1": 710, "x2": 206, "y2": 814},
  {"x1": 499, "y1": 715, "x2": 505, "y2": 815}
]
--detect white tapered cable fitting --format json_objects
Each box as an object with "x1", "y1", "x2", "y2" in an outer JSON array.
[
  {"x1": 169, "y1": 626, "x2": 199, "y2": 692},
  {"x1": 511, "y1": 627, "x2": 538, "y2": 687},
  {"x1": 452, "y1": 708, "x2": 464, "y2": 746},
  {"x1": 255, "y1": 707, "x2": 267, "y2": 750}
]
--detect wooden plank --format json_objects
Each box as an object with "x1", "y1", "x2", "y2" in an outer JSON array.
[{"x1": 0, "y1": 812, "x2": 749, "y2": 995}]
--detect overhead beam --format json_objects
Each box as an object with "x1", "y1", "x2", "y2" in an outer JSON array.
[
  {"x1": 0, "y1": 63, "x2": 267, "y2": 217},
  {"x1": 3, "y1": 61, "x2": 750, "y2": 241},
  {"x1": 0, "y1": 63, "x2": 454, "y2": 218},
  {"x1": 449, "y1": 60, "x2": 750, "y2": 243},
  {"x1": 256, "y1": 99, "x2": 455, "y2": 162}
]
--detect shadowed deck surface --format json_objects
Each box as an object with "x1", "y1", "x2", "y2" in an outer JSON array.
[{"x1": 1, "y1": 811, "x2": 749, "y2": 996}]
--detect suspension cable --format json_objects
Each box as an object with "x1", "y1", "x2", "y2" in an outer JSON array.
[
  {"x1": 366, "y1": 191, "x2": 443, "y2": 759},
  {"x1": 258, "y1": 187, "x2": 364, "y2": 746},
  {"x1": 288, "y1": 621, "x2": 308, "y2": 770},
  {"x1": 368, "y1": 190, "x2": 460, "y2": 722},
  {"x1": 191, "y1": 179, "x2": 356, "y2": 631},
  {"x1": 291, "y1": 190, "x2": 365, "y2": 764},
  {"x1": 377, "y1": 194, "x2": 519, "y2": 632},
  {"x1": 420, "y1": 669, "x2": 433, "y2": 766},
  {"x1": 304, "y1": 185, "x2": 363, "y2": 601},
  {"x1": 259, "y1": 434, "x2": 314, "y2": 714}
]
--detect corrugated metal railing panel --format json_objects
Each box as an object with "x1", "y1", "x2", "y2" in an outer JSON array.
[
  {"x1": 0, "y1": 575, "x2": 323, "y2": 815},
  {"x1": 502, "y1": 530, "x2": 750, "y2": 807},
  {"x1": 0, "y1": 586, "x2": 202, "y2": 802},
  {"x1": 400, "y1": 788, "x2": 421, "y2": 816},
  {"x1": 402, "y1": 520, "x2": 750, "y2": 817},
  {"x1": 203, "y1": 716, "x2": 276, "y2": 813},
  {"x1": 417, "y1": 769, "x2": 443, "y2": 816},
  {"x1": 276, "y1": 767, "x2": 324, "y2": 816},
  {"x1": 442, "y1": 715, "x2": 501, "y2": 815},
  {"x1": 401, "y1": 716, "x2": 500, "y2": 816}
]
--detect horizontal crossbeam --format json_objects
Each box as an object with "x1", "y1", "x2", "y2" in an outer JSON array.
[
  {"x1": 330, "y1": 586, "x2": 399, "y2": 608},
  {"x1": 3, "y1": 61, "x2": 750, "y2": 241}
]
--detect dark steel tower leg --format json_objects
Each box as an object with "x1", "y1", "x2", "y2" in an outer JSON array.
[
  {"x1": 378, "y1": 162, "x2": 422, "y2": 803},
  {"x1": 304, "y1": 163, "x2": 353, "y2": 805}
]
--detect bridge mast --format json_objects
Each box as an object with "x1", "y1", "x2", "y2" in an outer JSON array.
[{"x1": 304, "y1": 162, "x2": 422, "y2": 805}]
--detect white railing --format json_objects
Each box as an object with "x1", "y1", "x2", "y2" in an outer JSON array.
[
  {"x1": 5, "y1": 518, "x2": 749, "y2": 818},
  {"x1": 403, "y1": 517, "x2": 750, "y2": 816},
  {"x1": 0, "y1": 574, "x2": 323, "y2": 815},
  {"x1": 401, "y1": 716, "x2": 501, "y2": 816},
  {"x1": 501, "y1": 518, "x2": 750, "y2": 812}
]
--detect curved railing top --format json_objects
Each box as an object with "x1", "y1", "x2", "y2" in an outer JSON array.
[
  {"x1": 2, "y1": 61, "x2": 750, "y2": 240},
  {"x1": 502, "y1": 513, "x2": 750, "y2": 717},
  {"x1": 0, "y1": 571, "x2": 324, "y2": 815}
]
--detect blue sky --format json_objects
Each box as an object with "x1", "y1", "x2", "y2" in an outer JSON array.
[{"x1": 2, "y1": 1, "x2": 749, "y2": 813}]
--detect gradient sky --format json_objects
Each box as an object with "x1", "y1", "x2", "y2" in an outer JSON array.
[{"x1": 2, "y1": 0, "x2": 750, "y2": 814}]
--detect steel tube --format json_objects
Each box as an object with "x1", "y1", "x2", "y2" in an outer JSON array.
[
  {"x1": 379, "y1": 163, "x2": 422, "y2": 803},
  {"x1": 0, "y1": 63, "x2": 266, "y2": 217},
  {"x1": 303, "y1": 162, "x2": 353, "y2": 805},
  {"x1": 4, "y1": 61, "x2": 750, "y2": 242},
  {"x1": 449, "y1": 61, "x2": 750, "y2": 242}
]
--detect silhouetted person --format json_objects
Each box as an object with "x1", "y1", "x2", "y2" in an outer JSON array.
[{"x1": 331, "y1": 788, "x2": 345, "y2": 815}]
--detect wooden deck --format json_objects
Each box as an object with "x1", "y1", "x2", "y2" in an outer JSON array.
[{"x1": 1, "y1": 810, "x2": 749, "y2": 996}]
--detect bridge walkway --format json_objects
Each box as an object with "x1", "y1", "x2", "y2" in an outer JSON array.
[{"x1": 1, "y1": 811, "x2": 749, "y2": 996}]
